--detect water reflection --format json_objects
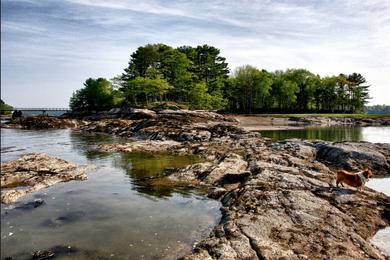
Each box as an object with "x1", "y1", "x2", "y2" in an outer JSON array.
[
  {"x1": 1, "y1": 128, "x2": 221, "y2": 259},
  {"x1": 260, "y1": 126, "x2": 384, "y2": 142},
  {"x1": 114, "y1": 153, "x2": 202, "y2": 199},
  {"x1": 69, "y1": 130, "x2": 118, "y2": 154},
  {"x1": 68, "y1": 130, "x2": 203, "y2": 199}
]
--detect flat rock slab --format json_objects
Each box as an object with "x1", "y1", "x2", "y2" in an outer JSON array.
[
  {"x1": 98, "y1": 140, "x2": 185, "y2": 154},
  {"x1": 1, "y1": 153, "x2": 94, "y2": 204}
]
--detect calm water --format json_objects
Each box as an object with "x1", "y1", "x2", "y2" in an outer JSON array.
[
  {"x1": 0, "y1": 129, "x2": 221, "y2": 259},
  {"x1": 260, "y1": 126, "x2": 390, "y2": 143}
]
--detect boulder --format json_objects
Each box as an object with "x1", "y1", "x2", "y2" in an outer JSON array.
[{"x1": 315, "y1": 141, "x2": 390, "y2": 175}]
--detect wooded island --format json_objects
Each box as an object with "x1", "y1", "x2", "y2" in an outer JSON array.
[{"x1": 70, "y1": 43, "x2": 370, "y2": 114}]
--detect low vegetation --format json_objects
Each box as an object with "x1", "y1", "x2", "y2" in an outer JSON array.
[
  {"x1": 70, "y1": 43, "x2": 371, "y2": 114},
  {"x1": 0, "y1": 99, "x2": 13, "y2": 115}
]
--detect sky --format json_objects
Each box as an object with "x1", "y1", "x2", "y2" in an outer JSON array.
[{"x1": 1, "y1": 0, "x2": 390, "y2": 107}]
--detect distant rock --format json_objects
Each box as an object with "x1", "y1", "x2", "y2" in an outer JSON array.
[{"x1": 2, "y1": 116, "x2": 79, "y2": 129}]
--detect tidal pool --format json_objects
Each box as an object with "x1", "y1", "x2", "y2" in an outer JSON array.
[{"x1": 1, "y1": 129, "x2": 221, "y2": 259}]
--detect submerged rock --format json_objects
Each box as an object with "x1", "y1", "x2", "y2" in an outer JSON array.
[{"x1": 0, "y1": 153, "x2": 94, "y2": 204}]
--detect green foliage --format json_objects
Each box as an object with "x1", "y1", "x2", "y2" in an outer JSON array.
[
  {"x1": 119, "y1": 43, "x2": 229, "y2": 110},
  {"x1": 0, "y1": 99, "x2": 13, "y2": 115},
  {"x1": 366, "y1": 105, "x2": 390, "y2": 114},
  {"x1": 270, "y1": 71, "x2": 299, "y2": 111},
  {"x1": 228, "y1": 65, "x2": 273, "y2": 113},
  {"x1": 70, "y1": 78, "x2": 123, "y2": 111},
  {"x1": 188, "y1": 82, "x2": 210, "y2": 109},
  {"x1": 70, "y1": 43, "x2": 372, "y2": 114}
]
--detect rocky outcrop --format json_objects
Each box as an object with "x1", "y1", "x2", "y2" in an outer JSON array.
[
  {"x1": 176, "y1": 138, "x2": 390, "y2": 259},
  {"x1": 76, "y1": 110, "x2": 244, "y2": 142},
  {"x1": 289, "y1": 116, "x2": 390, "y2": 126},
  {"x1": 1, "y1": 153, "x2": 94, "y2": 204},
  {"x1": 315, "y1": 141, "x2": 390, "y2": 175},
  {"x1": 230, "y1": 115, "x2": 390, "y2": 132},
  {"x1": 1, "y1": 116, "x2": 80, "y2": 129},
  {"x1": 80, "y1": 119, "x2": 133, "y2": 135}
]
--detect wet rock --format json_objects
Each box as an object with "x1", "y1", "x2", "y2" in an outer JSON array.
[
  {"x1": 15, "y1": 199, "x2": 45, "y2": 210},
  {"x1": 41, "y1": 211, "x2": 86, "y2": 227},
  {"x1": 1, "y1": 153, "x2": 94, "y2": 204},
  {"x1": 32, "y1": 245, "x2": 80, "y2": 260}
]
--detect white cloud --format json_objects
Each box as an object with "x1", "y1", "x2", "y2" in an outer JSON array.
[{"x1": 1, "y1": 0, "x2": 390, "y2": 106}]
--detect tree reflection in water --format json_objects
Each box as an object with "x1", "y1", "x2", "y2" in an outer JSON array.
[
  {"x1": 69, "y1": 130, "x2": 203, "y2": 199},
  {"x1": 260, "y1": 126, "x2": 363, "y2": 141}
]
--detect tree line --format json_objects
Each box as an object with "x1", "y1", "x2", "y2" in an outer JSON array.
[
  {"x1": 366, "y1": 105, "x2": 390, "y2": 114},
  {"x1": 70, "y1": 43, "x2": 370, "y2": 113}
]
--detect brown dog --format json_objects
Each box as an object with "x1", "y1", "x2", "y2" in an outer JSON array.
[{"x1": 336, "y1": 167, "x2": 373, "y2": 191}]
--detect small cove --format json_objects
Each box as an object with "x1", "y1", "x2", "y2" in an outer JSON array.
[{"x1": 1, "y1": 129, "x2": 220, "y2": 259}]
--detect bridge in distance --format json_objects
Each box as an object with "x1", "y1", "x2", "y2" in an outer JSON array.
[{"x1": 1, "y1": 108, "x2": 70, "y2": 115}]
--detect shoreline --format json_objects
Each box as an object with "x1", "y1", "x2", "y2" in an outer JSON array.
[
  {"x1": 1, "y1": 110, "x2": 390, "y2": 259},
  {"x1": 226, "y1": 114, "x2": 390, "y2": 132}
]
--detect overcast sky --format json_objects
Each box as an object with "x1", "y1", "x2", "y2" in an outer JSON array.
[{"x1": 2, "y1": 0, "x2": 390, "y2": 107}]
